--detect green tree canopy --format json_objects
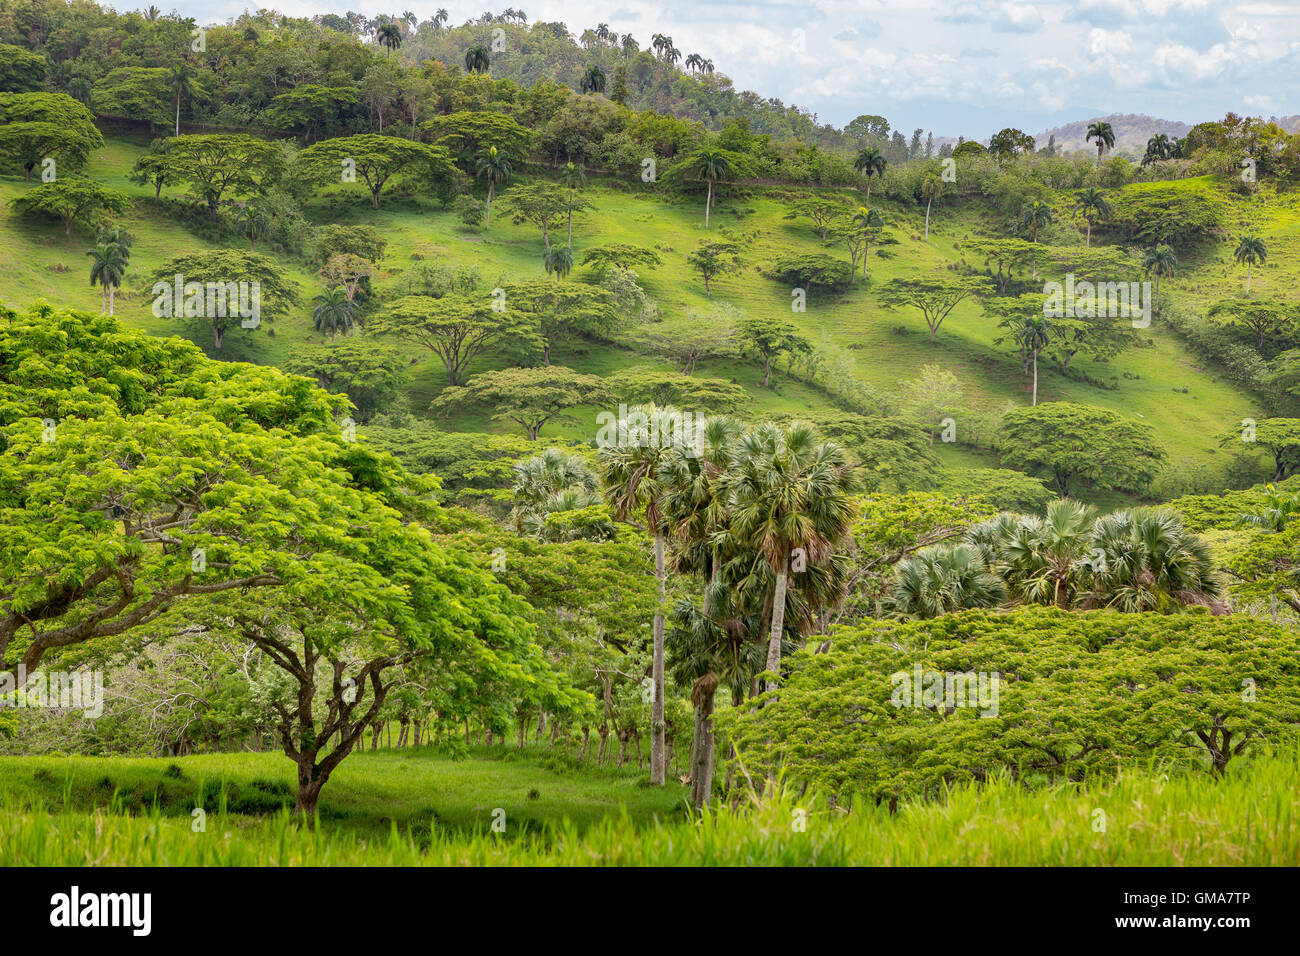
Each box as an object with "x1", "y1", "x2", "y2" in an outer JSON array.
[
  {"x1": 297, "y1": 134, "x2": 452, "y2": 209},
  {"x1": 432, "y1": 366, "x2": 614, "y2": 439}
]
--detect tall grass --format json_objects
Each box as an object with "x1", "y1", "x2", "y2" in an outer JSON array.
[{"x1": 3, "y1": 746, "x2": 1296, "y2": 866}]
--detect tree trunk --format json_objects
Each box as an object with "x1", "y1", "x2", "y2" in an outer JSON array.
[
  {"x1": 175, "y1": 92, "x2": 181, "y2": 137},
  {"x1": 485, "y1": 181, "x2": 493, "y2": 227},
  {"x1": 650, "y1": 530, "x2": 667, "y2": 785},
  {"x1": 704, "y1": 178, "x2": 712, "y2": 228},
  {"x1": 1031, "y1": 350, "x2": 1038, "y2": 406},
  {"x1": 924, "y1": 199, "x2": 932, "y2": 241},
  {"x1": 1085, "y1": 220, "x2": 1091, "y2": 247},
  {"x1": 765, "y1": 554, "x2": 790, "y2": 693},
  {"x1": 1246, "y1": 263, "x2": 1252, "y2": 295},
  {"x1": 689, "y1": 680, "x2": 716, "y2": 810}
]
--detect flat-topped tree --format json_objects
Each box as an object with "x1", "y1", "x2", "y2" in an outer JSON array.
[
  {"x1": 370, "y1": 293, "x2": 539, "y2": 385},
  {"x1": 1208, "y1": 298, "x2": 1295, "y2": 350},
  {"x1": 783, "y1": 195, "x2": 849, "y2": 241},
  {"x1": 0, "y1": 43, "x2": 47, "y2": 92},
  {"x1": 147, "y1": 249, "x2": 299, "y2": 350},
  {"x1": 432, "y1": 366, "x2": 614, "y2": 440},
  {"x1": 687, "y1": 238, "x2": 743, "y2": 295},
  {"x1": 737, "y1": 315, "x2": 812, "y2": 387},
  {"x1": 506, "y1": 281, "x2": 619, "y2": 365},
  {"x1": 607, "y1": 366, "x2": 748, "y2": 412},
  {"x1": 999, "y1": 402, "x2": 1166, "y2": 497},
  {"x1": 11, "y1": 179, "x2": 130, "y2": 235},
  {"x1": 297, "y1": 134, "x2": 452, "y2": 209},
  {"x1": 580, "y1": 243, "x2": 662, "y2": 276},
  {"x1": 1219, "y1": 419, "x2": 1300, "y2": 481},
  {"x1": 503, "y1": 182, "x2": 576, "y2": 253},
  {"x1": 422, "y1": 111, "x2": 531, "y2": 169},
  {"x1": 878, "y1": 275, "x2": 991, "y2": 344},
  {"x1": 0, "y1": 91, "x2": 103, "y2": 180},
  {"x1": 163, "y1": 134, "x2": 287, "y2": 215},
  {"x1": 964, "y1": 238, "x2": 1048, "y2": 294}
]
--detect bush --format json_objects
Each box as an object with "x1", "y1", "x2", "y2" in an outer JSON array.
[
  {"x1": 724, "y1": 607, "x2": 1300, "y2": 803},
  {"x1": 453, "y1": 195, "x2": 485, "y2": 227}
]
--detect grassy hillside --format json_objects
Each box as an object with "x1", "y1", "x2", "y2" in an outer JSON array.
[{"x1": 0, "y1": 136, "x2": 1280, "y2": 500}]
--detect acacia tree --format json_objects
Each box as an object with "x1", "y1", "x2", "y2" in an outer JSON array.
[
  {"x1": 1207, "y1": 298, "x2": 1294, "y2": 350},
  {"x1": 999, "y1": 402, "x2": 1166, "y2": 497},
  {"x1": 0, "y1": 91, "x2": 103, "y2": 180},
  {"x1": 369, "y1": 294, "x2": 537, "y2": 385},
  {"x1": 878, "y1": 275, "x2": 991, "y2": 344},
  {"x1": 12, "y1": 179, "x2": 130, "y2": 235},
  {"x1": 737, "y1": 315, "x2": 812, "y2": 387},
  {"x1": 298, "y1": 134, "x2": 452, "y2": 209},
  {"x1": 508, "y1": 281, "x2": 619, "y2": 365},
  {"x1": 503, "y1": 182, "x2": 577, "y2": 253},
  {"x1": 161, "y1": 135, "x2": 287, "y2": 215},
  {"x1": 687, "y1": 238, "x2": 742, "y2": 294},
  {"x1": 432, "y1": 366, "x2": 613, "y2": 439},
  {"x1": 147, "y1": 249, "x2": 300, "y2": 350}
]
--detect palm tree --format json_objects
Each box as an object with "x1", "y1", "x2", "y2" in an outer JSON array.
[
  {"x1": 650, "y1": 33, "x2": 671, "y2": 58},
  {"x1": 997, "y1": 500, "x2": 1096, "y2": 607},
  {"x1": 169, "y1": 61, "x2": 202, "y2": 137},
  {"x1": 854, "y1": 146, "x2": 886, "y2": 201},
  {"x1": 851, "y1": 206, "x2": 883, "y2": 279},
  {"x1": 464, "y1": 44, "x2": 491, "y2": 74},
  {"x1": 376, "y1": 22, "x2": 402, "y2": 54},
  {"x1": 86, "y1": 241, "x2": 128, "y2": 316},
  {"x1": 65, "y1": 76, "x2": 93, "y2": 106},
  {"x1": 685, "y1": 147, "x2": 734, "y2": 228},
  {"x1": 559, "y1": 161, "x2": 586, "y2": 247},
  {"x1": 884, "y1": 543, "x2": 1006, "y2": 620},
  {"x1": 1075, "y1": 187, "x2": 1110, "y2": 247},
  {"x1": 727, "y1": 422, "x2": 855, "y2": 693},
  {"x1": 1022, "y1": 199, "x2": 1054, "y2": 279},
  {"x1": 920, "y1": 174, "x2": 942, "y2": 242},
  {"x1": 510, "y1": 448, "x2": 599, "y2": 533},
  {"x1": 1083, "y1": 508, "x2": 1223, "y2": 613},
  {"x1": 1234, "y1": 234, "x2": 1268, "y2": 294},
  {"x1": 475, "y1": 145, "x2": 511, "y2": 227},
  {"x1": 702, "y1": 59, "x2": 715, "y2": 74},
  {"x1": 234, "y1": 205, "x2": 269, "y2": 252},
  {"x1": 544, "y1": 244, "x2": 573, "y2": 280},
  {"x1": 579, "y1": 64, "x2": 606, "y2": 94},
  {"x1": 665, "y1": 47, "x2": 681, "y2": 66},
  {"x1": 685, "y1": 53, "x2": 703, "y2": 73},
  {"x1": 1086, "y1": 120, "x2": 1115, "y2": 165},
  {"x1": 433, "y1": 8, "x2": 449, "y2": 33},
  {"x1": 1016, "y1": 312, "x2": 1055, "y2": 406},
  {"x1": 621, "y1": 34, "x2": 638, "y2": 57},
  {"x1": 312, "y1": 286, "x2": 357, "y2": 342},
  {"x1": 600, "y1": 406, "x2": 681, "y2": 786},
  {"x1": 1142, "y1": 244, "x2": 1178, "y2": 313}
]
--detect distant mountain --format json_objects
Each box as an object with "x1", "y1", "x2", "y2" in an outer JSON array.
[{"x1": 1034, "y1": 114, "x2": 1193, "y2": 155}]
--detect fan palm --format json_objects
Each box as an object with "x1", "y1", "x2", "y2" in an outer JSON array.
[
  {"x1": 1083, "y1": 508, "x2": 1223, "y2": 613},
  {"x1": 1234, "y1": 234, "x2": 1268, "y2": 295},
  {"x1": 726, "y1": 422, "x2": 855, "y2": 693},
  {"x1": 996, "y1": 499, "x2": 1096, "y2": 607},
  {"x1": 884, "y1": 543, "x2": 1006, "y2": 620},
  {"x1": 1075, "y1": 187, "x2": 1110, "y2": 247}
]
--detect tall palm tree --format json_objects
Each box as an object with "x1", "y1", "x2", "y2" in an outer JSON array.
[
  {"x1": 650, "y1": 33, "x2": 671, "y2": 58},
  {"x1": 1086, "y1": 120, "x2": 1115, "y2": 165},
  {"x1": 665, "y1": 47, "x2": 681, "y2": 66},
  {"x1": 376, "y1": 22, "x2": 402, "y2": 54},
  {"x1": 464, "y1": 44, "x2": 491, "y2": 74},
  {"x1": 1016, "y1": 312, "x2": 1055, "y2": 406},
  {"x1": 600, "y1": 406, "x2": 680, "y2": 786},
  {"x1": 1075, "y1": 186, "x2": 1110, "y2": 247},
  {"x1": 474, "y1": 145, "x2": 511, "y2": 227},
  {"x1": 86, "y1": 241, "x2": 128, "y2": 316},
  {"x1": 433, "y1": 8, "x2": 449, "y2": 33},
  {"x1": 579, "y1": 64, "x2": 606, "y2": 94},
  {"x1": 1142, "y1": 244, "x2": 1177, "y2": 313},
  {"x1": 854, "y1": 146, "x2": 886, "y2": 200},
  {"x1": 312, "y1": 286, "x2": 357, "y2": 342},
  {"x1": 920, "y1": 174, "x2": 942, "y2": 242},
  {"x1": 686, "y1": 147, "x2": 734, "y2": 228},
  {"x1": 727, "y1": 422, "x2": 855, "y2": 693},
  {"x1": 851, "y1": 205, "x2": 883, "y2": 279},
  {"x1": 1022, "y1": 199, "x2": 1054, "y2": 279},
  {"x1": 621, "y1": 34, "x2": 638, "y2": 57},
  {"x1": 234, "y1": 205, "x2": 269, "y2": 252},
  {"x1": 884, "y1": 543, "x2": 1006, "y2": 620},
  {"x1": 559, "y1": 161, "x2": 586, "y2": 247},
  {"x1": 1234, "y1": 234, "x2": 1268, "y2": 294},
  {"x1": 685, "y1": 53, "x2": 703, "y2": 73},
  {"x1": 543, "y1": 244, "x2": 573, "y2": 280},
  {"x1": 169, "y1": 61, "x2": 202, "y2": 137}
]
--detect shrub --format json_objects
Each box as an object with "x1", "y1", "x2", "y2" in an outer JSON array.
[{"x1": 762, "y1": 253, "x2": 853, "y2": 292}]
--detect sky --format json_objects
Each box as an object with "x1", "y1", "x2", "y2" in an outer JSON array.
[{"x1": 172, "y1": 0, "x2": 1299, "y2": 138}]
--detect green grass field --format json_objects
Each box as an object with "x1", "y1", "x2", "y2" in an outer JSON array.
[
  {"x1": 0, "y1": 137, "x2": 1276, "y2": 490},
  {"x1": 1, "y1": 742, "x2": 1296, "y2": 866}
]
